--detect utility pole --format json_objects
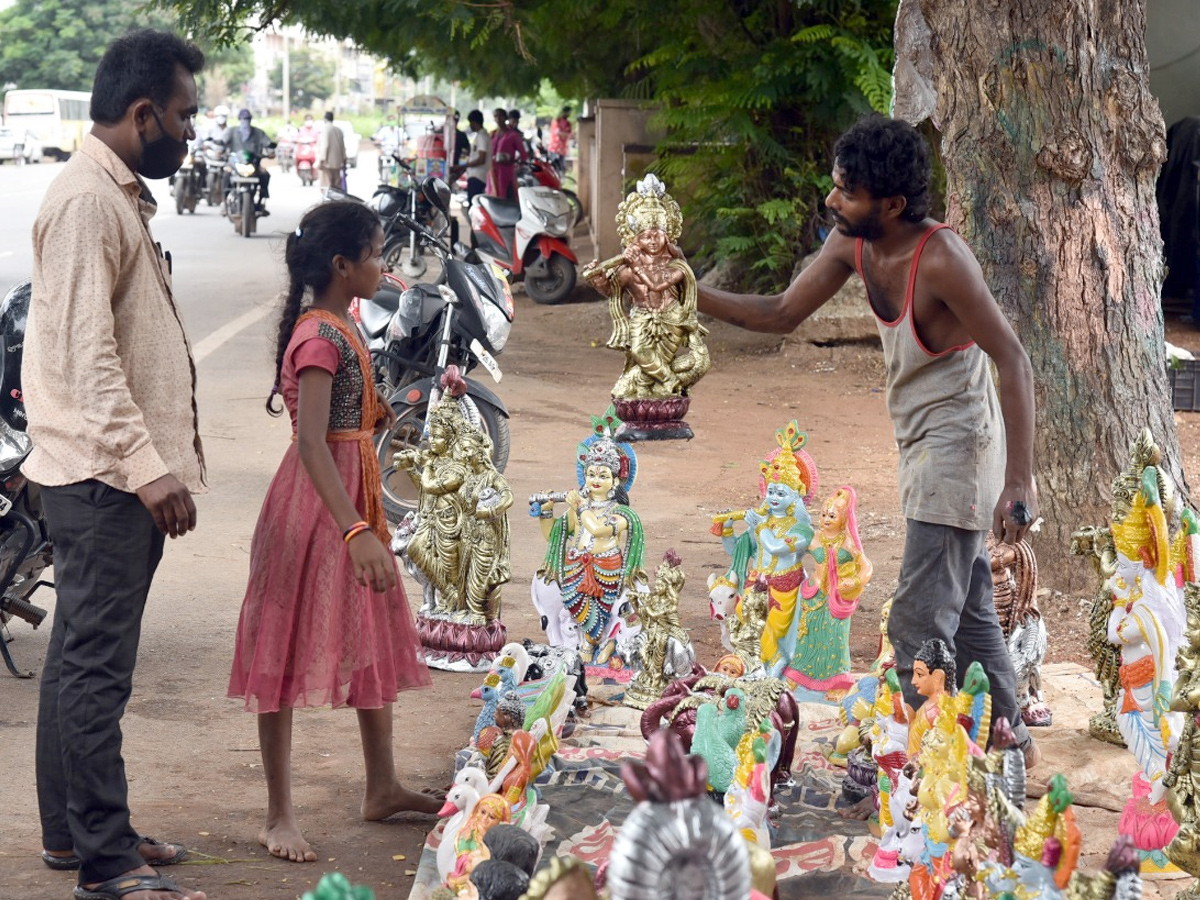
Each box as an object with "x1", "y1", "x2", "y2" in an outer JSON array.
[{"x1": 281, "y1": 31, "x2": 290, "y2": 122}]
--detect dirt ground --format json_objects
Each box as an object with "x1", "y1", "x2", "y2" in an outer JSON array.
[{"x1": 5, "y1": 257, "x2": 1200, "y2": 900}]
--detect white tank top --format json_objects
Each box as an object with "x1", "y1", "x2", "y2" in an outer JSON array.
[{"x1": 855, "y1": 224, "x2": 1005, "y2": 532}]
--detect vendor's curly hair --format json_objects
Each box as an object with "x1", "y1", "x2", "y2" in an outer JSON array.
[{"x1": 834, "y1": 114, "x2": 931, "y2": 222}]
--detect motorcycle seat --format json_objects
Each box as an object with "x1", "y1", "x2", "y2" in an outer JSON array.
[
  {"x1": 360, "y1": 287, "x2": 401, "y2": 337},
  {"x1": 477, "y1": 196, "x2": 522, "y2": 227}
]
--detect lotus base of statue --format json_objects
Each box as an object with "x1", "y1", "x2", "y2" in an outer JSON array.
[
  {"x1": 1119, "y1": 773, "x2": 1181, "y2": 873},
  {"x1": 416, "y1": 613, "x2": 508, "y2": 673},
  {"x1": 612, "y1": 395, "x2": 693, "y2": 442},
  {"x1": 623, "y1": 677, "x2": 662, "y2": 711}
]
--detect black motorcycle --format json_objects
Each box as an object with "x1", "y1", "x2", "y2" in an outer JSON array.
[
  {"x1": 224, "y1": 149, "x2": 272, "y2": 238},
  {"x1": 363, "y1": 179, "x2": 515, "y2": 522},
  {"x1": 327, "y1": 155, "x2": 446, "y2": 282},
  {"x1": 0, "y1": 280, "x2": 54, "y2": 679},
  {"x1": 171, "y1": 149, "x2": 205, "y2": 215},
  {"x1": 202, "y1": 139, "x2": 228, "y2": 207}
]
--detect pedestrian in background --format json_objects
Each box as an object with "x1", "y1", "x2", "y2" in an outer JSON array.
[
  {"x1": 228, "y1": 201, "x2": 438, "y2": 863},
  {"x1": 316, "y1": 110, "x2": 346, "y2": 191},
  {"x1": 487, "y1": 107, "x2": 524, "y2": 200},
  {"x1": 462, "y1": 109, "x2": 491, "y2": 207},
  {"x1": 548, "y1": 105, "x2": 572, "y2": 158},
  {"x1": 27, "y1": 27, "x2": 208, "y2": 900}
]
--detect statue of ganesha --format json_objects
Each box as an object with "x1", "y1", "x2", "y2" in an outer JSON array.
[
  {"x1": 530, "y1": 414, "x2": 646, "y2": 668},
  {"x1": 582, "y1": 174, "x2": 709, "y2": 441}
]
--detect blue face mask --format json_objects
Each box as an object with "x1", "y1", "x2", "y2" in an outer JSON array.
[
  {"x1": 137, "y1": 108, "x2": 188, "y2": 180},
  {"x1": 239, "y1": 119, "x2": 252, "y2": 140}
]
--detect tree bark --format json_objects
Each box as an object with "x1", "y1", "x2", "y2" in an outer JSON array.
[{"x1": 898, "y1": 0, "x2": 1183, "y2": 592}]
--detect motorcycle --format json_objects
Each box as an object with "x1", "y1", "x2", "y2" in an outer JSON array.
[
  {"x1": 275, "y1": 138, "x2": 294, "y2": 174},
  {"x1": 295, "y1": 134, "x2": 317, "y2": 186},
  {"x1": 224, "y1": 153, "x2": 269, "y2": 238},
  {"x1": 0, "y1": 280, "x2": 54, "y2": 679},
  {"x1": 202, "y1": 139, "x2": 228, "y2": 207},
  {"x1": 327, "y1": 157, "x2": 446, "y2": 283},
  {"x1": 370, "y1": 179, "x2": 515, "y2": 522},
  {"x1": 466, "y1": 184, "x2": 578, "y2": 305},
  {"x1": 170, "y1": 150, "x2": 204, "y2": 215},
  {"x1": 518, "y1": 158, "x2": 582, "y2": 227}
]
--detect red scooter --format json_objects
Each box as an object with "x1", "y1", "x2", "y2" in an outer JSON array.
[
  {"x1": 518, "y1": 160, "x2": 581, "y2": 226},
  {"x1": 295, "y1": 134, "x2": 317, "y2": 186},
  {"x1": 466, "y1": 184, "x2": 577, "y2": 305}
]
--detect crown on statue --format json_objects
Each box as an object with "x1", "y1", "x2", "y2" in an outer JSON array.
[
  {"x1": 1111, "y1": 466, "x2": 1170, "y2": 584},
  {"x1": 616, "y1": 174, "x2": 683, "y2": 246},
  {"x1": 759, "y1": 421, "x2": 809, "y2": 494}
]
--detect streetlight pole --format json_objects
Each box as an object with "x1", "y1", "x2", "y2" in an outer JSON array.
[{"x1": 282, "y1": 31, "x2": 291, "y2": 122}]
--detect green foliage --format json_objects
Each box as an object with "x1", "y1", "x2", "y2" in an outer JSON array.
[
  {"x1": 649, "y1": 0, "x2": 897, "y2": 291},
  {"x1": 0, "y1": 0, "x2": 179, "y2": 93},
  {"x1": 198, "y1": 41, "x2": 254, "y2": 106},
  {"x1": 152, "y1": 0, "x2": 897, "y2": 292},
  {"x1": 268, "y1": 45, "x2": 336, "y2": 106}
]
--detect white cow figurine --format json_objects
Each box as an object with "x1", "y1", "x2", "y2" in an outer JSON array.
[{"x1": 706, "y1": 572, "x2": 739, "y2": 652}]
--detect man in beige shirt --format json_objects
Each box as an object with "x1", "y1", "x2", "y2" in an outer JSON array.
[
  {"x1": 26, "y1": 29, "x2": 209, "y2": 900},
  {"x1": 315, "y1": 110, "x2": 346, "y2": 190}
]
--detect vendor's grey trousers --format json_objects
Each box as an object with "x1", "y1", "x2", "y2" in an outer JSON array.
[
  {"x1": 36, "y1": 481, "x2": 165, "y2": 885},
  {"x1": 886, "y1": 518, "x2": 1031, "y2": 749}
]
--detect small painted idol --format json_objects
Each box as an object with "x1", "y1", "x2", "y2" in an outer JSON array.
[
  {"x1": 625, "y1": 549, "x2": 696, "y2": 709},
  {"x1": 711, "y1": 421, "x2": 817, "y2": 682},
  {"x1": 790, "y1": 486, "x2": 872, "y2": 696},
  {"x1": 907, "y1": 637, "x2": 956, "y2": 759},
  {"x1": 530, "y1": 415, "x2": 646, "y2": 668},
  {"x1": 446, "y1": 794, "x2": 513, "y2": 897}
]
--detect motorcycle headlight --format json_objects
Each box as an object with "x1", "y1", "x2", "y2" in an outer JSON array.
[
  {"x1": 474, "y1": 294, "x2": 511, "y2": 353},
  {"x1": 0, "y1": 416, "x2": 31, "y2": 474}
]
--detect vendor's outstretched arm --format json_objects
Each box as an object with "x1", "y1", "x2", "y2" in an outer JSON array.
[{"x1": 695, "y1": 232, "x2": 856, "y2": 334}]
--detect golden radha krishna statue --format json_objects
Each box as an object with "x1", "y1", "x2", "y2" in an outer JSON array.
[{"x1": 583, "y1": 175, "x2": 709, "y2": 441}]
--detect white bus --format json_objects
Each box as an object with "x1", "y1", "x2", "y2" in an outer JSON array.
[{"x1": 2, "y1": 89, "x2": 91, "y2": 159}]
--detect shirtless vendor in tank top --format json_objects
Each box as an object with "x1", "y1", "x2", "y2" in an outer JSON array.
[{"x1": 696, "y1": 114, "x2": 1041, "y2": 767}]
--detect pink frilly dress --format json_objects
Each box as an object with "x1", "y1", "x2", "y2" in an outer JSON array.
[{"x1": 228, "y1": 310, "x2": 430, "y2": 712}]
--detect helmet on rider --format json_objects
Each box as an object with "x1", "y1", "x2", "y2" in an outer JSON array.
[{"x1": 213, "y1": 104, "x2": 230, "y2": 125}]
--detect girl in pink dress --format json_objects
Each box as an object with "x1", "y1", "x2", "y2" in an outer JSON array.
[{"x1": 228, "y1": 201, "x2": 438, "y2": 863}]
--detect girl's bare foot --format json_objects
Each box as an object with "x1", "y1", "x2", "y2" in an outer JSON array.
[
  {"x1": 362, "y1": 783, "x2": 445, "y2": 820},
  {"x1": 258, "y1": 819, "x2": 316, "y2": 862}
]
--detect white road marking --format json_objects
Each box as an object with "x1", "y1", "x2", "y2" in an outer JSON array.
[{"x1": 192, "y1": 305, "x2": 272, "y2": 364}]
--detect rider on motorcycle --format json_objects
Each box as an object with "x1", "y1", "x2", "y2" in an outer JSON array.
[
  {"x1": 227, "y1": 108, "x2": 273, "y2": 215},
  {"x1": 204, "y1": 104, "x2": 233, "y2": 147}
]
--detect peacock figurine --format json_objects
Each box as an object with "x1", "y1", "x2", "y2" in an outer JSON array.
[{"x1": 691, "y1": 687, "x2": 749, "y2": 795}]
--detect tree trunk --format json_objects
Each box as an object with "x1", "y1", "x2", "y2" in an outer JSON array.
[{"x1": 897, "y1": 0, "x2": 1183, "y2": 592}]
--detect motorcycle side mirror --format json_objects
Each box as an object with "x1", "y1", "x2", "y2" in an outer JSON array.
[{"x1": 422, "y1": 177, "x2": 451, "y2": 213}]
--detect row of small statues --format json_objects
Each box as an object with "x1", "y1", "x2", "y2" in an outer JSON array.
[{"x1": 392, "y1": 383, "x2": 1052, "y2": 731}]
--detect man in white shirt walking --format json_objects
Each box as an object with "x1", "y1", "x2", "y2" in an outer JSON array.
[{"x1": 462, "y1": 109, "x2": 491, "y2": 206}]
